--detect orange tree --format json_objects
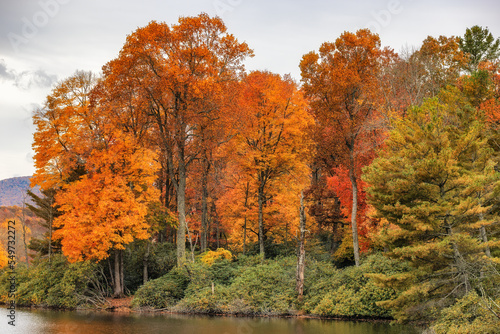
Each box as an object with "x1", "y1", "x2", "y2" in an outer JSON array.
[
  {"x1": 300, "y1": 29, "x2": 385, "y2": 266},
  {"x1": 219, "y1": 71, "x2": 313, "y2": 258},
  {"x1": 101, "y1": 13, "x2": 252, "y2": 264},
  {"x1": 32, "y1": 71, "x2": 160, "y2": 297}
]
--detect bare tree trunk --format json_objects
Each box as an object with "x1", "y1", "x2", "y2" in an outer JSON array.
[
  {"x1": 19, "y1": 196, "x2": 30, "y2": 267},
  {"x1": 243, "y1": 216, "x2": 247, "y2": 255},
  {"x1": 176, "y1": 162, "x2": 187, "y2": 265},
  {"x1": 120, "y1": 250, "x2": 124, "y2": 296},
  {"x1": 349, "y1": 150, "x2": 360, "y2": 267},
  {"x1": 143, "y1": 242, "x2": 150, "y2": 284},
  {"x1": 258, "y1": 184, "x2": 265, "y2": 259},
  {"x1": 480, "y1": 225, "x2": 491, "y2": 258},
  {"x1": 113, "y1": 250, "x2": 123, "y2": 298},
  {"x1": 48, "y1": 195, "x2": 53, "y2": 263},
  {"x1": 186, "y1": 221, "x2": 197, "y2": 262},
  {"x1": 243, "y1": 182, "x2": 249, "y2": 255},
  {"x1": 296, "y1": 192, "x2": 306, "y2": 300},
  {"x1": 216, "y1": 218, "x2": 220, "y2": 248},
  {"x1": 108, "y1": 258, "x2": 115, "y2": 293},
  {"x1": 200, "y1": 154, "x2": 209, "y2": 253}
]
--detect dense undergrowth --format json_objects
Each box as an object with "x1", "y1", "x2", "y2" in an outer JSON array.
[
  {"x1": 132, "y1": 252, "x2": 409, "y2": 318},
  {"x1": 1, "y1": 249, "x2": 499, "y2": 333}
]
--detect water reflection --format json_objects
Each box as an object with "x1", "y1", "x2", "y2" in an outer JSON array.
[{"x1": 0, "y1": 308, "x2": 420, "y2": 334}]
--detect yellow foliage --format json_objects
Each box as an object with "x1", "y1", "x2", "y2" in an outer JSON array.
[
  {"x1": 200, "y1": 248, "x2": 233, "y2": 266},
  {"x1": 0, "y1": 243, "x2": 8, "y2": 269}
]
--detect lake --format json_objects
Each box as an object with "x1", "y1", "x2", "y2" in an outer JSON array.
[{"x1": 1, "y1": 308, "x2": 421, "y2": 333}]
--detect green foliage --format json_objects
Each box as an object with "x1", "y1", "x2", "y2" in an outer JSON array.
[
  {"x1": 303, "y1": 253, "x2": 409, "y2": 318},
  {"x1": 123, "y1": 241, "x2": 177, "y2": 293},
  {"x1": 459, "y1": 25, "x2": 500, "y2": 72},
  {"x1": 131, "y1": 265, "x2": 189, "y2": 309},
  {"x1": 227, "y1": 256, "x2": 297, "y2": 315},
  {"x1": 432, "y1": 292, "x2": 500, "y2": 334},
  {"x1": 132, "y1": 253, "x2": 411, "y2": 318},
  {"x1": 0, "y1": 254, "x2": 105, "y2": 308},
  {"x1": 174, "y1": 284, "x2": 234, "y2": 314},
  {"x1": 364, "y1": 91, "x2": 500, "y2": 323}
]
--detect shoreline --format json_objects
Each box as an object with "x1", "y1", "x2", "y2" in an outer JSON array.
[{"x1": 2, "y1": 300, "x2": 402, "y2": 324}]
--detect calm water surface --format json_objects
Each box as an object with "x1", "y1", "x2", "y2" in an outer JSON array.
[{"x1": 1, "y1": 308, "x2": 421, "y2": 334}]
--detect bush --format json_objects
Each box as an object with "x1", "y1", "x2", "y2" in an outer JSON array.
[
  {"x1": 166, "y1": 256, "x2": 297, "y2": 315},
  {"x1": 200, "y1": 248, "x2": 232, "y2": 266},
  {"x1": 174, "y1": 284, "x2": 234, "y2": 314},
  {"x1": 432, "y1": 292, "x2": 500, "y2": 334},
  {"x1": 131, "y1": 266, "x2": 189, "y2": 309},
  {"x1": 0, "y1": 254, "x2": 106, "y2": 308},
  {"x1": 303, "y1": 253, "x2": 408, "y2": 318},
  {"x1": 227, "y1": 256, "x2": 297, "y2": 315},
  {"x1": 131, "y1": 252, "x2": 409, "y2": 319}
]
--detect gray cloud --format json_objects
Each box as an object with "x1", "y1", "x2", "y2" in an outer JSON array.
[
  {"x1": 14, "y1": 69, "x2": 57, "y2": 89},
  {"x1": 0, "y1": 59, "x2": 57, "y2": 89},
  {"x1": 0, "y1": 59, "x2": 16, "y2": 81}
]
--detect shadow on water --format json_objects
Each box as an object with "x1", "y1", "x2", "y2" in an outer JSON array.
[{"x1": 1, "y1": 308, "x2": 422, "y2": 334}]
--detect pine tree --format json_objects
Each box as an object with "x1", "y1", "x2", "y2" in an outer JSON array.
[{"x1": 364, "y1": 89, "x2": 499, "y2": 322}]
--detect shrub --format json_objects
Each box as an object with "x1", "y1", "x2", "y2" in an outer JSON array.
[
  {"x1": 228, "y1": 256, "x2": 297, "y2": 315},
  {"x1": 131, "y1": 266, "x2": 189, "y2": 309},
  {"x1": 303, "y1": 253, "x2": 408, "y2": 318},
  {"x1": 0, "y1": 254, "x2": 105, "y2": 308},
  {"x1": 200, "y1": 248, "x2": 232, "y2": 266},
  {"x1": 432, "y1": 292, "x2": 500, "y2": 334}
]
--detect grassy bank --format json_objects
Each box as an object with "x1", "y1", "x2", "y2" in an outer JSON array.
[{"x1": 1, "y1": 251, "x2": 499, "y2": 333}]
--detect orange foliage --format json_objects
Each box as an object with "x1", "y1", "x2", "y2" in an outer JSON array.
[
  {"x1": 100, "y1": 13, "x2": 253, "y2": 263},
  {"x1": 53, "y1": 134, "x2": 159, "y2": 262},
  {"x1": 218, "y1": 71, "x2": 314, "y2": 253},
  {"x1": 301, "y1": 29, "x2": 386, "y2": 263},
  {"x1": 32, "y1": 71, "x2": 160, "y2": 263}
]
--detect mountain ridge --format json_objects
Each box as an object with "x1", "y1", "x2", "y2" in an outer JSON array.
[{"x1": 0, "y1": 176, "x2": 41, "y2": 207}]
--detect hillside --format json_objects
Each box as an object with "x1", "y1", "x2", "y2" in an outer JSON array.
[{"x1": 0, "y1": 176, "x2": 40, "y2": 207}]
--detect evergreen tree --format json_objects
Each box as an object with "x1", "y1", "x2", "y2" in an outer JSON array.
[
  {"x1": 26, "y1": 188, "x2": 61, "y2": 260},
  {"x1": 364, "y1": 89, "x2": 499, "y2": 322},
  {"x1": 459, "y1": 25, "x2": 500, "y2": 72}
]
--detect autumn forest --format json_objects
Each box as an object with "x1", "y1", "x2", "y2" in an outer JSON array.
[{"x1": 1, "y1": 13, "x2": 500, "y2": 332}]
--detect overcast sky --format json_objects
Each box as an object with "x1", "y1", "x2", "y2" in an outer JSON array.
[{"x1": 0, "y1": 0, "x2": 499, "y2": 181}]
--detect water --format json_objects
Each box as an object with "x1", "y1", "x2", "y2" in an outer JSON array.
[{"x1": 1, "y1": 308, "x2": 421, "y2": 334}]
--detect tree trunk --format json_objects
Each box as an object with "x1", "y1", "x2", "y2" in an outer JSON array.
[
  {"x1": 113, "y1": 250, "x2": 123, "y2": 298},
  {"x1": 108, "y1": 258, "x2": 115, "y2": 291},
  {"x1": 19, "y1": 205, "x2": 29, "y2": 268},
  {"x1": 243, "y1": 182, "x2": 249, "y2": 255},
  {"x1": 143, "y1": 242, "x2": 150, "y2": 285},
  {"x1": 258, "y1": 184, "x2": 265, "y2": 259},
  {"x1": 243, "y1": 216, "x2": 247, "y2": 255},
  {"x1": 120, "y1": 250, "x2": 124, "y2": 295},
  {"x1": 216, "y1": 217, "x2": 220, "y2": 248},
  {"x1": 200, "y1": 156, "x2": 209, "y2": 253},
  {"x1": 176, "y1": 162, "x2": 187, "y2": 265},
  {"x1": 186, "y1": 221, "x2": 196, "y2": 262},
  {"x1": 480, "y1": 225, "x2": 491, "y2": 258},
  {"x1": 48, "y1": 209, "x2": 53, "y2": 263},
  {"x1": 349, "y1": 150, "x2": 360, "y2": 267},
  {"x1": 296, "y1": 192, "x2": 306, "y2": 300}
]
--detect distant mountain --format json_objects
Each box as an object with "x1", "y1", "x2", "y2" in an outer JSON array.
[{"x1": 0, "y1": 176, "x2": 41, "y2": 207}]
